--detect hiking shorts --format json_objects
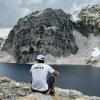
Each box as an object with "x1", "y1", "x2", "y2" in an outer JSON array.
[{"x1": 31, "y1": 76, "x2": 55, "y2": 94}]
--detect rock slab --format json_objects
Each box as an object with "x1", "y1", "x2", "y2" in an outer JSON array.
[{"x1": 0, "y1": 76, "x2": 100, "y2": 100}]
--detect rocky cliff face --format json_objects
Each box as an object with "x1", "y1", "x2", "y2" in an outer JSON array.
[
  {"x1": 3, "y1": 8, "x2": 78, "y2": 63},
  {"x1": 69, "y1": 5, "x2": 100, "y2": 66},
  {"x1": 72, "y1": 5, "x2": 100, "y2": 37},
  {"x1": 2, "y1": 5, "x2": 100, "y2": 64}
]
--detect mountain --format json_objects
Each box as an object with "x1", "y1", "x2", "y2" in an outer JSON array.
[
  {"x1": 2, "y1": 5, "x2": 100, "y2": 65},
  {"x1": 2, "y1": 8, "x2": 78, "y2": 63},
  {"x1": 73, "y1": 4, "x2": 100, "y2": 37},
  {"x1": 69, "y1": 4, "x2": 100, "y2": 66}
]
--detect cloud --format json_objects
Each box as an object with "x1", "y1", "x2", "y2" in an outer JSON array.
[
  {"x1": 21, "y1": 0, "x2": 65, "y2": 11},
  {"x1": 70, "y1": 0, "x2": 100, "y2": 13},
  {"x1": 73, "y1": 1, "x2": 81, "y2": 11},
  {"x1": 21, "y1": 0, "x2": 63, "y2": 7},
  {"x1": 72, "y1": 0, "x2": 87, "y2": 11},
  {"x1": 0, "y1": 0, "x2": 31, "y2": 28},
  {"x1": 21, "y1": 0, "x2": 43, "y2": 8},
  {"x1": 46, "y1": 0, "x2": 63, "y2": 5},
  {"x1": 91, "y1": 0, "x2": 99, "y2": 5},
  {"x1": 0, "y1": 0, "x2": 100, "y2": 29},
  {"x1": 21, "y1": 0, "x2": 98, "y2": 13}
]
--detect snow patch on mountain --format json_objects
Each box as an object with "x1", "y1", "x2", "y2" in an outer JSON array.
[{"x1": 0, "y1": 28, "x2": 11, "y2": 39}]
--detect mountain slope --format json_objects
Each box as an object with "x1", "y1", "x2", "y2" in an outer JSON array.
[
  {"x1": 3, "y1": 8, "x2": 78, "y2": 63},
  {"x1": 73, "y1": 5, "x2": 100, "y2": 36}
]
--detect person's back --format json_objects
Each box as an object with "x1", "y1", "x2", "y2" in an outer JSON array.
[
  {"x1": 30, "y1": 63, "x2": 55, "y2": 91},
  {"x1": 30, "y1": 55, "x2": 59, "y2": 95}
]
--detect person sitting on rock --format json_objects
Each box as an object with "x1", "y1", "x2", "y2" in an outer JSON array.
[{"x1": 30, "y1": 55, "x2": 60, "y2": 95}]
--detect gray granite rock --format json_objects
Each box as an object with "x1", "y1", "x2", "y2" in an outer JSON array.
[
  {"x1": 0, "y1": 76, "x2": 100, "y2": 100},
  {"x1": 3, "y1": 8, "x2": 78, "y2": 63},
  {"x1": 72, "y1": 4, "x2": 100, "y2": 37}
]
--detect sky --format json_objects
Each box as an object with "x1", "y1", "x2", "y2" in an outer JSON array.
[{"x1": 0, "y1": 0, "x2": 100, "y2": 38}]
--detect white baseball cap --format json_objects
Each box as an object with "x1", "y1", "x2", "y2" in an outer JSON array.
[{"x1": 36, "y1": 55, "x2": 44, "y2": 61}]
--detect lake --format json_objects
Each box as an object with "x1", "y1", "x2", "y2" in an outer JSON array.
[{"x1": 0, "y1": 63, "x2": 100, "y2": 96}]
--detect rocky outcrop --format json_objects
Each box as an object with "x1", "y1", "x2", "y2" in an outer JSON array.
[
  {"x1": 71, "y1": 5, "x2": 100, "y2": 37},
  {"x1": 0, "y1": 76, "x2": 31, "y2": 99},
  {"x1": 70, "y1": 5, "x2": 100, "y2": 66},
  {"x1": 2, "y1": 8, "x2": 78, "y2": 63},
  {"x1": 2, "y1": 5, "x2": 100, "y2": 64},
  {"x1": 0, "y1": 76, "x2": 100, "y2": 100}
]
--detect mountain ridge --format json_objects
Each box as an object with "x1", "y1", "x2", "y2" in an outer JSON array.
[
  {"x1": 2, "y1": 8, "x2": 78, "y2": 63},
  {"x1": 1, "y1": 5, "x2": 100, "y2": 65}
]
